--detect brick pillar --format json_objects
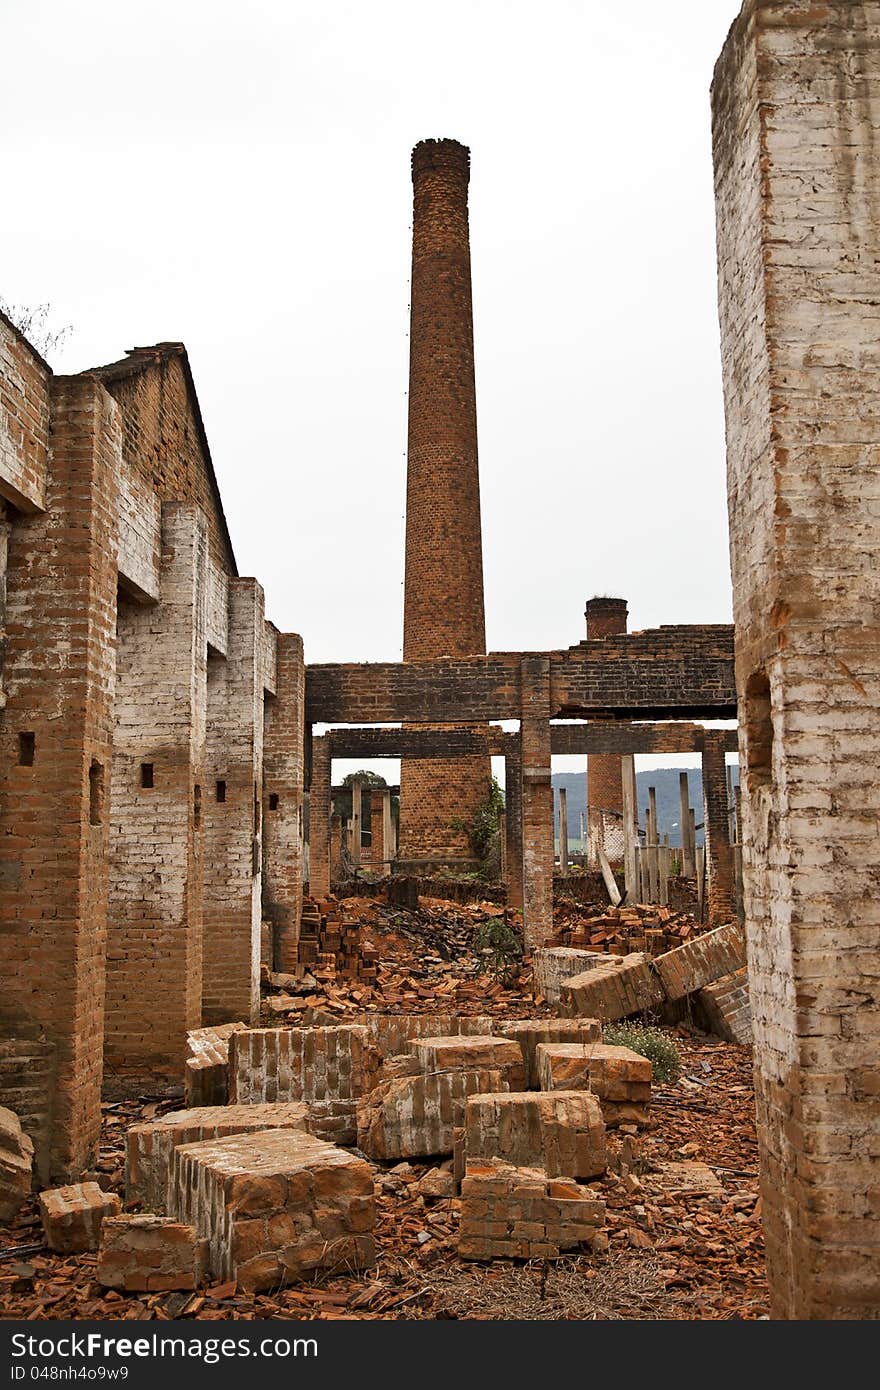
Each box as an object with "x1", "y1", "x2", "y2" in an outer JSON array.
[
  {"x1": 585, "y1": 597, "x2": 628, "y2": 866},
  {"x1": 202, "y1": 579, "x2": 265, "y2": 1027},
  {"x1": 701, "y1": 732, "x2": 736, "y2": 927},
  {"x1": 105, "y1": 502, "x2": 207, "y2": 1090},
  {"x1": 399, "y1": 137, "x2": 491, "y2": 862},
  {"x1": 520, "y1": 657, "x2": 553, "y2": 947},
  {"x1": 0, "y1": 376, "x2": 119, "y2": 1178},
  {"x1": 713, "y1": 0, "x2": 880, "y2": 1318},
  {"x1": 557, "y1": 787, "x2": 569, "y2": 874},
  {"x1": 370, "y1": 794, "x2": 387, "y2": 869},
  {"x1": 262, "y1": 634, "x2": 305, "y2": 973},
  {"x1": 382, "y1": 789, "x2": 394, "y2": 867},
  {"x1": 503, "y1": 740, "x2": 523, "y2": 912},
  {"x1": 350, "y1": 777, "x2": 362, "y2": 868},
  {"x1": 309, "y1": 733, "x2": 331, "y2": 901},
  {"x1": 330, "y1": 813, "x2": 343, "y2": 881}
]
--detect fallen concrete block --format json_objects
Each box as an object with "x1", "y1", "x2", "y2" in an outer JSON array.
[
  {"x1": 653, "y1": 922, "x2": 746, "y2": 1001},
  {"x1": 464, "y1": 1091, "x2": 606, "y2": 1179},
  {"x1": 97, "y1": 1214, "x2": 207, "y2": 1292},
  {"x1": 407, "y1": 1036, "x2": 526, "y2": 1091},
  {"x1": 38, "y1": 1183, "x2": 121, "y2": 1252},
  {"x1": 536, "y1": 1042, "x2": 652, "y2": 1127},
  {"x1": 501, "y1": 1018, "x2": 602, "y2": 1088},
  {"x1": 125, "y1": 1102, "x2": 310, "y2": 1211},
  {"x1": 357, "y1": 1068, "x2": 509, "y2": 1160},
  {"x1": 184, "y1": 1022, "x2": 247, "y2": 1108},
  {"x1": 534, "y1": 948, "x2": 604, "y2": 1006},
  {"x1": 0, "y1": 1105, "x2": 34, "y2": 1224},
  {"x1": 695, "y1": 967, "x2": 752, "y2": 1044},
  {"x1": 170, "y1": 1129, "x2": 375, "y2": 1292},
  {"x1": 562, "y1": 953, "x2": 665, "y2": 1022},
  {"x1": 229, "y1": 1026, "x2": 379, "y2": 1145},
  {"x1": 459, "y1": 1158, "x2": 605, "y2": 1260},
  {"x1": 361, "y1": 1013, "x2": 495, "y2": 1058}
]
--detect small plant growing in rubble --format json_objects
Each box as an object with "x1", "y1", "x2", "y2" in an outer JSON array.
[
  {"x1": 604, "y1": 1023, "x2": 682, "y2": 1084},
  {"x1": 473, "y1": 916, "x2": 523, "y2": 984}
]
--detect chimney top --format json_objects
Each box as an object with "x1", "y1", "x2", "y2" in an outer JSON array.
[{"x1": 411, "y1": 138, "x2": 470, "y2": 183}]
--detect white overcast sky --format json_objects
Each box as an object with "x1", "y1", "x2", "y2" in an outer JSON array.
[{"x1": 3, "y1": 0, "x2": 741, "y2": 779}]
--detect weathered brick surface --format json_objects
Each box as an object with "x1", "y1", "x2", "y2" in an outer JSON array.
[
  {"x1": 459, "y1": 1158, "x2": 605, "y2": 1260},
  {"x1": 562, "y1": 954, "x2": 665, "y2": 1022},
  {"x1": 230, "y1": 1026, "x2": 379, "y2": 1144},
  {"x1": 407, "y1": 1035, "x2": 525, "y2": 1091},
  {"x1": 501, "y1": 1018, "x2": 602, "y2": 1089},
  {"x1": 125, "y1": 1102, "x2": 310, "y2": 1212},
  {"x1": 357, "y1": 1067, "x2": 508, "y2": 1160},
  {"x1": 534, "y1": 948, "x2": 604, "y2": 1007},
  {"x1": 38, "y1": 1182, "x2": 120, "y2": 1252},
  {"x1": 702, "y1": 731, "x2": 737, "y2": 925},
  {"x1": 0, "y1": 1040, "x2": 56, "y2": 1186},
  {"x1": 653, "y1": 921, "x2": 745, "y2": 1002},
  {"x1": 0, "y1": 313, "x2": 49, "y2": 512},
  {"x1": 521, "y1": 656, "x2": 554, "y2": 947},
  {"x1": 184, "y1": 1023, "x2": 247, "y2": 1109},
  {"x1": 262, "y1": 633, "x2": 306, "y2": 971},
  {"x1": 307, "y1": 733, "x2": 331, "y2": 901},
  {"x1": 0, "y1": 1105, "x2": 34, "y2": 1223},
  {"x1": 585, "y1": 599, "x2": 627, "y2": 850},
  {"x1": 171, "y1": 1128, "x2": 375, "y2": 1291},
  {"x1": 97, "y1": 1214, "x2": 206, "y2": 1292},
  {"x1": 203, "y1": 580, "x2": 268, "y2": 1026},
  {"x1": 362, "y1": 1013, "x2": 495, "y2": 1059},
  {"x1": 536, "y1": 1043, "x2": 652, "y2": 1128},
  {"x1": 0, "y1": 376, "x2": 120, "y2": 1178},
  {"x1": 399, "y1": 139, "x2": 490, "y2": 862},
  {"x1": 696, "y1": 968, "x2": 752, "y2": 1046},
  {"x1": 105, "y1": 504, "x2": 208, "y2": 1091},
  {"x1": 464, "y1": 1091, "x2": 606, "y2": 1179},
  {"x1": 713, "y1": 4, "x2": 880, "y2": 1316}
]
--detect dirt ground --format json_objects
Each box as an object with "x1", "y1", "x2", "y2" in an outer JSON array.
[{"x1": 0, "y1": 895, "x2": 768, "y2": 1322}]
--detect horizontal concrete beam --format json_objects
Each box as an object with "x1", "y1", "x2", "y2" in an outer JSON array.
[{"x1": 306, "y1": 626, "x2": 736, "y2": 725}]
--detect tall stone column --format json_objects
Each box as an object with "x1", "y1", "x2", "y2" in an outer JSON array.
[
  {"x1": 585, "y1": 597, "x2": 627, "y2": 865},
  {"x1": 701, "y1": 732, "x2": 736, "y2": 927},
  {"x1": 520, "y1": 657, "x2": 553, "y2": 948},
  {"x1": 713, "y1": 0, "x2": 880, "y2": 1318},
  {"x1": 398, "y1": 138, "x2": 491, "y2": 864}
]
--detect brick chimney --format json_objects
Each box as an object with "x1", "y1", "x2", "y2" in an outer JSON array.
[
  {"x1": 585, "y1": 597, "x2": 628, "y2": 830},
  {"x1": 398, "y1": 138, "x2": 491, "y2": 864}
]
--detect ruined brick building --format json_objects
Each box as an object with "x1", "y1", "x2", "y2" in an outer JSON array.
[{"x1": 2, "y1": 0, "x2": 880, "y2": 1319}]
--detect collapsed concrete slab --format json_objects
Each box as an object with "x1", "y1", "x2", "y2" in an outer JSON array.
[
  {"x1": 125, "y1": 1101, "x2": 310, "y2": 1212},
  {"x1": 229, "y1": 1026, "x2": 379, "y2": 1144},
  {"x1": 501, "y1": 1018, "x2": 603, "y2": 1089},
  {"x1": 537, "y1": 1042, "x2": 652, "y2": 1127},
  {"x1": 170, "y1": 1128, "x2": 375, "y2": 1292},
  {"x1": 464, "y1": 1091, "x2": 606, "y2": 1179},
  {"x1": 38, "y1": 1182, "x2": 121, "y2": 1252},
  {"x1": 0, "y1": 1105, "x2": 34, "y2": 1224},
  {"x1": 459, "y1": 1158, "x2": 605, "y2": 1260}
]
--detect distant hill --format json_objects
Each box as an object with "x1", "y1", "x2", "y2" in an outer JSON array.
[{"x1": 550, "y1": 766, "x2": 740, "y2": 850}]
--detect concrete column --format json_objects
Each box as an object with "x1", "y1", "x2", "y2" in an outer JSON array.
[
  {"x1": 679, "y1": 770, "x2": 695, "y2": 876},
  {"x1": 557, "y1": 786, "x2": 569, "y2": 874},
  {"x1": 520, "y1": 657, "x2": 553, "y2": 948},
  {"x1": 504, "y1": 740, "x2": 523, "y2": 912},
  {"x1": 262, "y1": 634, "x2": 305, "y2": 973},
  {"x1": 106, "y1": 502, "x2": 208, "y2": 1091},
  {"x1": 203, "y1": 579, "x2": 265, "y2": 1027},
  {"x1": 309, "y1": 734, "x2": 331, "y2": 901},
  {"x1": 349, "y1": 777, "x2": 362, "y2": 869},
  {"x1": 0, "y1": 376, "x2": 120, "y2": 1178},
  {"x1": 702, "y1": 732, "x2": 736, "y2": 927}
]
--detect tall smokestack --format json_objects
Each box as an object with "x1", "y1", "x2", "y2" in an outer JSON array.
[{"x1": 398, "y1": 138, "x2": 491, "y2": 864}]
